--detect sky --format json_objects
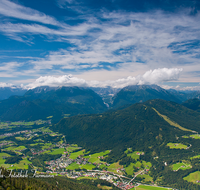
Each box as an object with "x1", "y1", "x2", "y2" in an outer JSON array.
[{"x1": 0, "y1": 0, "x2": 200, "y2": 90}]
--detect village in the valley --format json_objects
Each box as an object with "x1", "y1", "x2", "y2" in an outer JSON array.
[{"x1": 0, "y1": 121, "x2": 155, "y2": 189}]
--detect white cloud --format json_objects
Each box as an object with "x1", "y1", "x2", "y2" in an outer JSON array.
[
  {"x1": 0, "y1": 0, "x2": 59, "y2": 25},
  {"x1": 161, "y1": 84, "x2": 200, "y2": 91},
  {"x1": 1, "y1": 9, "x2": 197, "y2": 77},
  {"x1": 0, "y1": 82, "x2": 15, "y2": 88},
  {"x1": 24, "y1": 68, "x2": 183, "y2": 89},
  {"x1": 25, "y1": 75, "x2": 88, "y2": 89},
  {"x1": 0, "y1": 1, "x2": 199, "y2": 83},
  {"x1": 141, "y1": 68, "x2": 182, "y2": 84}
]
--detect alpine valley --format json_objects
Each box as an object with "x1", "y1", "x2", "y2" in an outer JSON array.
[{"x1": 1, "y1": 85, "x2": 200, "y2": 190}]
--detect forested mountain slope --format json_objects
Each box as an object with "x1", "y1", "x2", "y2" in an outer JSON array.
[
  {"x1": 182, "y1": 98, "x2": 200, "y2": 112},
  {"x1": 52, "y1": 99, "x2": 200, "y2": 152}
]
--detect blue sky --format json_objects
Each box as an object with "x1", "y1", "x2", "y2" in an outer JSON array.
[{"x1": 0, "y1": 0, "x2": 200, "y2": 90}]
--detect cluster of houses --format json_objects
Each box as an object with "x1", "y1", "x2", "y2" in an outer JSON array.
[
  {"x1": 46, "y1": 154, "x2": 74, "y2": 171},
  {"x1": 115, "y1": 182, "x2": 134, "y2": 189},
  {"x1": 0, "y1": 130, "x2": 29, "y2": 139},
  {"x1": 0, "y1": 140, "x2": 14, "y2": 147}
]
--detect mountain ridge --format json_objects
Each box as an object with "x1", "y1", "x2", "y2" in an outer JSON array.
[{"x1": 51, "y1": 99, "x2": 200, "y2": 153}]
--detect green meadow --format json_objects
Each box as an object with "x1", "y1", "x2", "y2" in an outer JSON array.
[
  {"x1": 124, "y1": 148, "x2": 145, "y2": 160},
  {"x1": 1, "y1": 158, "x2": 31, "y2": 170},
  {"x1": 66, "y1": 145, "x2": 80, "y2": 152},
  {"x1": 137, "y1": 174, "x2": 153, "y2": 182},
  {"x1": 3, "y1": 145, "x2": 26, "y2": 154},
  {"x1": 125, "y1": 161, "x2": 151, "y2": 176},
  {"x1": 46, "y1": 116, "x2": 53, "y2": 119},
  {"x1": 69, "y1": 149, "x2": 85, "y2": 159},
  {"x1": 11, "y1": 121, "x2": 35, "y2": 126},
  {"x1": 50, "y1": 148, "x2": 65, "y2": 155},
  {"x1": 80, "y1": 163, "x2": 95, "y2": 170},
  {"x1": 189, "y1": 134, "x2": 200, "y2": 139},
  {"x1": 66, "y1": 162, "x2": 80, "y2": 170},
  {"x1": 0, "y1": 153, "x2": 11, "y2": 165},
  {"x1": 184, "y1": 171, "x2": 200, "y2": 184},
  {"x1": 167, "y1": 143, "x2": 188, "y2": 149},
  {"x1": 42, "y1": 143, "x2": 52, "y2": 149},
  {"x1": 172, "y1": 162, "x2": 192, "y2": 171},
  {"x1": 107, "y1": 162, "x2": 123, "y2": 174},
  {"x1": 86, "y1": 150, "x2": 110, "y2": 164},
  {"x1": 15, "y1": 136, "x2": 27, "y2": 141}
]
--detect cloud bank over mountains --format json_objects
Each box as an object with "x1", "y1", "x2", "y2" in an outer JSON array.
[{"x1": 18, "y1": 68, "x2": 182, "y2": 89}]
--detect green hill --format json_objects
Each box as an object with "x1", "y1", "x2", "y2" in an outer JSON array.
[{"x1": 52, "y1": 99, "x2": 200, "y2": 153}]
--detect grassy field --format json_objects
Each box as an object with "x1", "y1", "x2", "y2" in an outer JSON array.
[
  {"x1": 172, "y1": 162, "x2": 192, "y2": 171},
  {"x1": 4, "y1": 145, "x2": 27, "y2": 154},
  {"x1": 30, "y1": 142, "x2": 43, "y2": 146},
  {"x1": 34, "y1": 139, "x2": 44, "y2": 142},
  {"x1": 182, "y1": 136, "x2": 189, "y2": 138},
  {"x1": 190, "y1": 134, "x2": 200, "y2": 139},
  {"x1": 184, "y1": 171, "x2": 200, "y2": 184},
  {"x1": 80, "y1": 163, "x2": 96, "y2": 170},
  {"x1": 99, "y1": 164, "x2": 108, "y2": 170},
  {"x1": 40, "y1": 127, "x2": 53, "y2": 133},
  {"x1": 1, "y1": 158, "x2": 31, "y2": 170},
  {"x1": 15, "y1": 136, "x2": 26, "y2": 140},
  {"x1": 124, "y1": 148, "x2": 144, "y2": 160},
  {"x1": 135, "y1": 161, "x2": 151, "y2": 169},
  {"x1": 133, "y1": 184, "x2": 172, "y2": 190},
  {"x1": 86, "y1": 150, "x2": 110, "y2": 164},
  {"x1": 69, "y1": 149, "x2": 85, "y2": 159},
  {"x1": 46, "y1": 116, "x2": 53, "y2": 119},
  {"x1": 0, "y1": 153, "x2": 11, "y2": 165},
  {"x1": 137, "y1": 174, "x2": 153, "y2": 182},
  {"x1": 11, "y1": 121, "x2": 35, "y2": 126},
  {"x1": 125, "y1": 160, "x2": 151, "y2": 176},
  {"x1": 107, "y1": 162, "x2": 123, "y2": 174},
  {"x1": 41, "y1": 150, "x2": 51, "y2": 154},
  {"x1": 167, "y1": 143, "x2": 188, "y2": 149},
  {"x1": 42, "y1": 143, "x2": 52, "y2": 149},
  {"x1": 66, "y1": 162, "x2": 80, "y2": 170},
  {"x1": 125, "y1": 163, "x2": 135, "y2": 175},
  {"x1": 50, "y1": 148, "x2": 65, "y2": 155},
  {"x1": 66, "y1": 146, "x2": 81, "y2": 152}
]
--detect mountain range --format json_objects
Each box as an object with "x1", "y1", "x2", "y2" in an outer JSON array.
[
  {"x1": 0, "y1": 84, "x2": 200, "y2": 122},
  {"x1": 0, "y1": 86, "x2": 107, "y2": 122}
]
